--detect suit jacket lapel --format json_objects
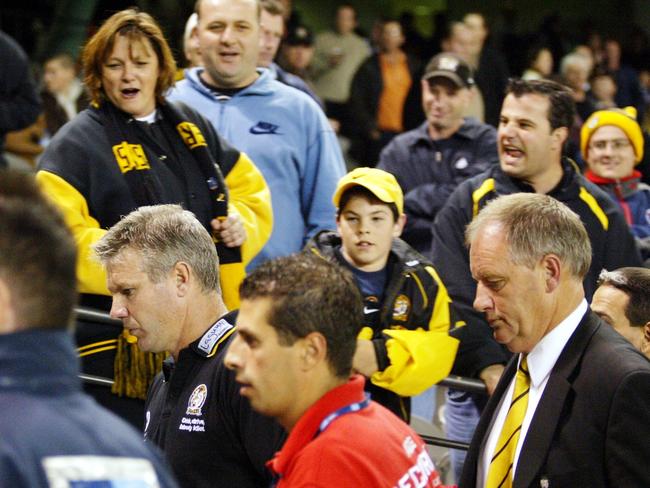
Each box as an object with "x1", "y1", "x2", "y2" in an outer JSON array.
[{"x1": 514, "y1": 311, "x2": 600, "y2": 488}]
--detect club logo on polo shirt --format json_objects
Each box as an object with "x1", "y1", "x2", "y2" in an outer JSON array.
[{"x1": 187, "y1": 384, "x2": 208, "y2": 416}]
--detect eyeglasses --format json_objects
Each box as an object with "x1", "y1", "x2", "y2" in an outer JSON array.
[{"x1": 589, "y1": 139, "x2": 632, "y2": 152}]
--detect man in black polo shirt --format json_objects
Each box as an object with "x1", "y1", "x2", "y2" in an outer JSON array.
[
  {"x1": 95, "y1": 204, "x2": 285, "y2": 488},
  {"x1": 377, "y1": 52, "x2": 497, "y2": 254}
]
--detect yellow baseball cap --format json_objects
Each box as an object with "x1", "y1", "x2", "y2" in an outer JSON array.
[
  {"x1": 332, "y1": 167, "x2": 404, "y2": 215},
  {"x1": 581, "y1": 106, "x2": 644, "y2": 163}
]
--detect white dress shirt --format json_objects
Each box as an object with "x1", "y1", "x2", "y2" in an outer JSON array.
[{"x1": 477, "y1": 300, "x2": 588, "y2": 487}]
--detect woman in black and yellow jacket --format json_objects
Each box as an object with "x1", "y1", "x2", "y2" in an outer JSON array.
[{"x1": 35, "y1": 9, "x2": 272, "y2": 426}]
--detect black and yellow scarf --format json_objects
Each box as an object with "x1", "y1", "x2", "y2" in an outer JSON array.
[{"x1": 95, "y1": 100, "x2": 245, "y2": 399}]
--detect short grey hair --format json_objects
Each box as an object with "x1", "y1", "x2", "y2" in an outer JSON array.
[
  {"x1": 94, "y1": 204, "x2": 220, "y2": 293},
  {"x1": 465, "y1": 193, "x2": 592, "y2": 279},
  {"x1": 560, "y1": 52, "x2": 592, "y2": 76}
]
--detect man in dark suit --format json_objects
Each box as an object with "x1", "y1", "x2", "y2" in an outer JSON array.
[{"x1": 460, "y1": 193, "x2": 650, "y2": 488}]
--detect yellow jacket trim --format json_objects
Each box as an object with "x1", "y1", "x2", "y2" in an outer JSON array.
[
  {"x1": 77, "y1": 339, "x2": 118, "y2": 352},
  {"x1": 79, "y1": 345, "x2": 118, "y2": 357},
  {"x1": 206, "y1": 326, "x2": 237, "y2": 358},
  {"x1": 579, "y1": 186, "x2": 609, "y2": 230},
  {"x1": 370, "y1": 266, "x2": 459, "y2": 397},
  {"x1": 472, "y1": 178, "x2": 495, "y2": 218},
  {"x1": 224, "y1": 152, "x2": 273, "y2": 265},
  {"x1": 37, "y1": 154, "x2": 273, "y2": 308},
  {"x1": 36, "y1": 171, "x2": 109, "y2": 295}
]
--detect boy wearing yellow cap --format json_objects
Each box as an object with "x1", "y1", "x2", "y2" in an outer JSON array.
[
  {"x1": 304, "y1": 167, "x2": 458, "y2": 421},
  {"x1": 581, "y1": 107, "x2": 650, "y2": 261}
]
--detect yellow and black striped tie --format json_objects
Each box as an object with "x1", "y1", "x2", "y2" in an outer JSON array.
[{"x1": 486, "y1": 355, "x2": 530, "y2": 488}]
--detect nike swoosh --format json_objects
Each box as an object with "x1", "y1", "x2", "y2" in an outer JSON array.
[
  {"x1": 364, "y1": 307, "x2": 380, "y2": 314},
  {"x1": 249, "y1": 126, "x2": 277, "y2": 134}
]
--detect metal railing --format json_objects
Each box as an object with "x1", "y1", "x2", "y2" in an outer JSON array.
[{"x1": 74, "y1": 307, "x2": 486, "y2": 451}]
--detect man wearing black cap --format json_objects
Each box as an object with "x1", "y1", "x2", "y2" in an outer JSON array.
[
  {"x1": 280, "y1": 25, "x2": 316, "y2": 87},
  {"x1": 377, "y1": 52, "x2": 497, "y2": 254}
]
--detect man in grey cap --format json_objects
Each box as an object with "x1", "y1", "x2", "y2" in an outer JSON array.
[{"x1": 377, "y1": 52, "x2": 497, "y2": 254}]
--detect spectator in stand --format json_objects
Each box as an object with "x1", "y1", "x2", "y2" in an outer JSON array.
[
  {"x1": 431, "y1": 79, "x2": 642, "y2": 481},
  {"x1": 37, "y1": 8, "x2": 271, "y2": 426},
  {"x1": 0, "y1": 170, "x2": 178, "y2": 488},
  {"x1": 181, "y1": 13, "x2": 202, "y2": 70},
  {"x1": 560, "y1": 52, "x2": 596, "y2": 122},
  {"x1": 603, "y1": 37, "x2": 645, "y2": 122},
  {"x1": 304, "y1": 167, "x2": 458, "y2": 421},
  {"x1": 399, "y1": 11, "x2": 428, "y2": 62},
  {"x1": 5, "y1": 52, "x2": 87, "y2": 169},
  {"x1": 349, "y1": 19, "x2": 421, "y2": 164},
  {"x1": 0, "y1": 30, "x2": 41, "y2": 168},
  {"x1": 224, "y1": 253, "x2": 445, "y2": 488},
  {"x1": 257, "y1": 0, "x2": 322, "y2": 107},
  {"x1": 560, "y1": 51, "x2": 596, "y2": 163},
  {"x1": 581, "y1": 106, "x2": 650, "y2": 261},
  {"x1": 462, "y1": 12, "x2": 509, "y2": 128},
  {"x1": 96, "y1": 204, "x2": 285, "y2": 487},
  {"x1": 589, "y1": 68, "x2": 618, "y2": 110},
  {"x1": 377, "y1": 53, "x2": 497, "y2": 254},
  {"x1": 311, "y1": 4, "x2": 371, "y2": 135},
  {"x1": 41, "y1": 52, "x2": 89, "y2": 140},
  {"x1": 592, "y1": 267, "x2": 650, "y2": 359},
  {"x1": 170, "y1": 0, "x2": 345, "y2": 270},
  {"x1": 442, "y1": 22, "x2": 485, "y2": 123},
  {"x1": 2, "y1": 115, "x2": 45, "y2": 169},
  {"x1": 521, "y1": 45, "x2": 554, "y2": 81},
  {"x1": 278, "y1": 24, "x2": 316, "y2": 86}
]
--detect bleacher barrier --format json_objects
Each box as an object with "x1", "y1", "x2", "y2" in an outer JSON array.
[{"x1": 75, "y1": 307, "x2": 487, "y2": 451}]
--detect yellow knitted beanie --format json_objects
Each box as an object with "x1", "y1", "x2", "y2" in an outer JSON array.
[{"x1": 581, "y1": 106, "x2": 644, "y2": 163}]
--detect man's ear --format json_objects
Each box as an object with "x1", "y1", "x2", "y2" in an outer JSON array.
[
  {"x1": 542, "y1": 254, "x2": 562, "y2": 293},
  {"x1": 300, "y1": 331, "x2": 328, "y2": 371},
  {"x1": 465, "y1": 86, "x2": 476, "y2": 103},
  {"x1": 173, "y1": 261, "x2": 191, "y2": 297},
  {"x1": 641, "y1": 322, "x2": 650, "y2": 359},
  {"x1": 551, "y1": 126, "x2": 569, "y2": 150},
  {"x1": 0, "y1": 277, "x2": 17, "y2": 333}
]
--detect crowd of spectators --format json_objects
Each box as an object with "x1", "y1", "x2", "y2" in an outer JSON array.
[{"x1": 2, "y1": 2, "x2": 650, "y2": 487}]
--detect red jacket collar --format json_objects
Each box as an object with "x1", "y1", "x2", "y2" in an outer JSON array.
[{"x1": 267, "y1": 375, "x2": 366, "y2": 477}]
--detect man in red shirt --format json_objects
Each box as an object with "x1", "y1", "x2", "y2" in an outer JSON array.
[{"x1": 225, "y1": 254, "x2": 443, "y2": 487}]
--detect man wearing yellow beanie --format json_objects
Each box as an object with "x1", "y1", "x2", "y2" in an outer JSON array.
[{"x1": 581, "y1": 107, "x2": 650, "y2": 262}]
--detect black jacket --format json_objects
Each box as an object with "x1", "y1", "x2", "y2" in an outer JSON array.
[
  {"x1": 305, "y1": 231, "x2": 458, "y2": 421},
  {"x1": 378, "y1": 119, "x2": 497, "y2": 253},
  {"x1": 145, "y1": 311, "x2": 286, "y2": 487},
  {"x1": 460, "y1": 311, "x2": 650, "y2": 488},
  {"x1": 431, "y1": 159, "x2": 643, "y2": 377},
  {"x1": 348, "y1": 52, "x2": 422, "y2": 138}
]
